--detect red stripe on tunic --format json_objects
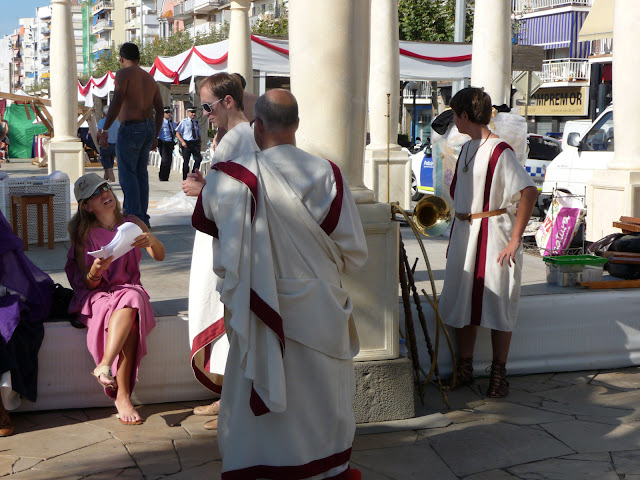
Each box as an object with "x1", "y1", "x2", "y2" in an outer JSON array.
[
  {"x1": 320, "y1": 160, "x2": 344, "y2": 236},
  {"x1": 470, "y1": 142, "x2": 512, "y2": 326},
  {"x1": 190, "y1": 317, "x2": 225, "y2": 394},
  {"x1": 213, "y1": 161, "x2": 258, "y2": 222},
  {"x1": 250, "y1": 385, "x2": 271, "y2": 416},
  {"x1": 192, "y1": 191, "x2": 219, "y2": 238},
  {"x1": 221, "y1": 447, "x2": 352, "y2": 480}
]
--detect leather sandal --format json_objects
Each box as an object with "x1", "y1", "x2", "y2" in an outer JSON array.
[
  {"x1": 0, "y1": 408, "x2": 14, "y2": 437},
  {"x1": 92, "y1": 365, "x2": 117, "y2": 391},
  {"x1": 486, "y1": 361, "x2": 510, "y2": 398},
  {"x1": 443, "y1": 357, "x2": 474, "y2": 390},
  {"x1": 193, "y1": 400, "x2": 220, "y2": 416}
]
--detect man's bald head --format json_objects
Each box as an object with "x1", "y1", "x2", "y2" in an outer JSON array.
[{"x1": 254, "y1": 89, "x2": 299, "y2": 132}]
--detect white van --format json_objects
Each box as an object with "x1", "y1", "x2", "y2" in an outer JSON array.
[{"x1": 541, "y1": 104, "x2": 614, "y2": 206}]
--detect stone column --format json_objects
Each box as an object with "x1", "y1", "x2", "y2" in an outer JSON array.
[
  {"x1": 49, "y1": 0, "x2": 85, "y2": 183},
  {"x1": 227, "y1": 0, "x2": 253, "y2": 94},
  {"x1": 470, "y1": 0, "x2": 511, "y2": 105},
  {"x1": 587, "y1": 0, "x2": 640, "y2": 241},
  {"x1": 364, "y1": 0, "x2": 411, "y2": 209},
  {"x1": 290, "y1": 0, "x2": 413, "y2": 422}
]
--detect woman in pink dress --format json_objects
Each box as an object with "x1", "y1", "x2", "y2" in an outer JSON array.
[{"x1": 65, "y1": 172, "x2": 165, "y2": 424}]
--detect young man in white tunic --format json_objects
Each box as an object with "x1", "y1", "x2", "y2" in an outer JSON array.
[
  {"x1": 438, "y1": 87, "x2": 538, "y2": 398},
  {"x1": 182, "y1": 73, "x2": 258, "y2": 430},
  {"x1": 193, "y1": 89, "x2": 367, "y2": 479}
]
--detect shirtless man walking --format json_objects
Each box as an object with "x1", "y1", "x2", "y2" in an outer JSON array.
[{"x1": 100, "y1": 43, "x2": 163, "y2": 228}]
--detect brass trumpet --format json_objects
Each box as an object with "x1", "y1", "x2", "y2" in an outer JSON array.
[{"x1": 410, "y1": 195, "x2": 452, "y2": 237}]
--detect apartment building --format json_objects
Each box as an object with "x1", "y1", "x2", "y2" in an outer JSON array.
[
  {"x1": 92, "y1": 0, "x2": 126, "y2": 60},
  {"x1": 35, "y1": 7, "x2": 52, "y2": 85},
  {"x1": 0, "y1": 38, "x2": 11, "y2": 94},
  {"x1": 124, "y1": 0, "x2": 160, "y2": 45},
  {"x1": 512, "y1": 0, "x2": 595, "y2": 134}
]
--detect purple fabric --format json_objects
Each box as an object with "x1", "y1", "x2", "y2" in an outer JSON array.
[
  {"x1": 0, "y1": 210, "x2": 54, "y2": 343},
  {"x1": 64, "y1": 219, "x2": 156, "y2": 398}
]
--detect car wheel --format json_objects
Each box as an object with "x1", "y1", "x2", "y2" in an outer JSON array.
[{"x1": 411, "y1": 173, "x2": 424, "y2": 201}]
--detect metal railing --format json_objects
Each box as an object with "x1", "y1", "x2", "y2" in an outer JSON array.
[
  {"x1": 538, "y1": 58, "x2": 589, "y2": 82},
  {"x1": 92, "y1": 19, "x2": 114, "y2": 34},
  {"x1": 126, "y1": 17, "x2": 141, "y2": 30},
  {"x1": 194, "y1": 0, "x2": 224, "y2": 9},
  {"x1": 402, "y1": 81, "x2": 433, "y2": 99},
  {"x1": 92, "y1": 39, "x2": 111, "y2": 53},
  {"x1": 512, "y1": 0, "x2": 592, "y2": 15}
]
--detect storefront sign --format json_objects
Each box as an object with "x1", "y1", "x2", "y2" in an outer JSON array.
[{"x1": 527, "y1": 87, "x2": 589, "y2": 116}]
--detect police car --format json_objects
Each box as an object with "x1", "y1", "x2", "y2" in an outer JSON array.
[
  {"x1": 526, "y1": 134, "x2": 562, "y2": 191},
  {"x1": 410, "y1": 144, "x2": 434, "y2": 201}
]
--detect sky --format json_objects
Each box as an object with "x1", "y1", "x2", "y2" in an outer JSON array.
[{"x1": 1, "y1": 0, "x2": 52, "y2": 39}]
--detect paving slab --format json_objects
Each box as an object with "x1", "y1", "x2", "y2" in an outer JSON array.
[
  {"x1": 550, "y1": 371, "x2": 598, "y2": 385},
  {"x1": 473, "y1": 401, "x2": 572, "y2": 425},
  {"x1": 421, "y1": 421, "x2": 574, "y2": 477},
  {"x1": 611, "y1": 449, "x2": 640, "y2": 475},
  {"x1": 0, "y1": 422, "x2": 112, "y2": 459},
  {"x1": 4, "y1": 470, "x2": 82, "y2": 480},
  {"x1": 355, "y1": 412, "x2": 450, "y2": 435},
  {"x1": 352, "y1": 431, "x2": 420, "y2": 451},
  {"x1": 161, "y1": 460, "x2": 223, "y2": 479},
  {"x1": 174, "y1": 437, "x2": 221, "y2": 470},
  {"x1": 126, "y1": 440, "x2": 181, "y2": 478},
  {"x1": 592, "y1": 368, "x2": 640, "y2": 391},
  {"x1": 0, "y1": 454, "x2": 19, "y2": 476},
  {"x1": 463, "y1": 470, "x2": 520, "y2": 480},
  {"x1": 11, "y1": 457, "x2": 42, "y2": 473},
  {"x1": 350, "y1": 444, "x2": 457, "y2": 480},
  {"x1": 508, "y1": 457, "x2": 619, "y2": 480},
  {"x1": 31, "y1": 438, "x2": 135, "y2": 476},
  {"x1": 541, "y1": 419, "x2": 640, "y2": 453},
  {"x1": 348, "y1": 464, "x2": 394, "y2": 479}
]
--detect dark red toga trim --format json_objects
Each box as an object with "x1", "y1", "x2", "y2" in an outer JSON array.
[
  {"x1": 319, "y1": 160, "x2": 343, "y2": 236},
  {"x1": 250, "y1": 385, "x2": 271, "y2": 416},
  {"x1": 221, "y1": 447, "x2": 352, "y2": 480},
  {"x1": 470, "y1": 142, "x2": 512, "y2": 327},
  {"x1": 190, "y1": 318, "x2": 226, "y2": 394},
  {"x1": 213, "y1": 161, "x2": 259, "y2": 223},
  {"x1": 192, "y1": 191, "x2": 219, "y2": 238}
]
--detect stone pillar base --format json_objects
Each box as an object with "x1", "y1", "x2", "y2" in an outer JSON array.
[
  {"x1": 354, "y1": 358, "x2": 415, "y2": 423},
  {"x1": 587, "y1": 169, "x2": 640, "y2": 241},
  {"x1": 364, "y1": 147, "x2": 412, "y2": 210},
  {"x1": 346, "y1": 202, "x2": 399, "y2": 361},
  {"x1": 48, "y1": 140, "x2": 85, "y2": 186}
]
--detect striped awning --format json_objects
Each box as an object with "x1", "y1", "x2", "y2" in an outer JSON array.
[{"x1": 516, "y1": 11, "x2": 591, "y2": 57}]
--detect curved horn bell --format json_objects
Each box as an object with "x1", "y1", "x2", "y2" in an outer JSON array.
[{"x1": 413, "y1": 196, "x2": 452, "y2": 237}]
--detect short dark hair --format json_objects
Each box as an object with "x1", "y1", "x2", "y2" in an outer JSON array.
[
  {"x1": 254, "y1": 91, "x2": 298, "y2": 131},
  {"x1": 120, "y1": 42, "x2": 140, "y2": 62},
  {"x1": 232, "y1": 73, "x2": 247, "y2": 89},
  {"x1": 449, "y1": 87, "x2": 492, "y2": 125},
  {"x1": 200, "y1": 73, "x2": 244, "y2": 111}
]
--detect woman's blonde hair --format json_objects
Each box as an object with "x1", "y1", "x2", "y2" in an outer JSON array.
[{"x1": 68, "y1": 196, "x2": 124, "y2": 249}]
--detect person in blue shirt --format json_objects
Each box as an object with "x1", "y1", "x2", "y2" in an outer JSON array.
[
  {"x1": 175, "y1": 107, "x2": 203, "y2": 181},
  {"x1": 97, "y1": 106, "x2": 120, "y2": 182},
  {"x1": 157, "y1": 106, "x2": 177, "y2": 181}
]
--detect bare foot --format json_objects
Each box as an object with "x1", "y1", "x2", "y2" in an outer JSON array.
[{"x1": 114, "y1": 396, "x2": 142, "y2": 425}]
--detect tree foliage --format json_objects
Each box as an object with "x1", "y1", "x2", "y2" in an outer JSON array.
[
  {"x1": 398, "y1": 0, "x2": 475, "y2": 42},
  {"x1": 91, "y1": 23, "x2": 230, "y2": 78}
]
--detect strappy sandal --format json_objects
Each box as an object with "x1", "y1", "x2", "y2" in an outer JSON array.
[
  {"x1": 486, "y1": 361, "x2": 510, "y2": 398},
  {"x1": 92, "y1": 365, "x2": 117, "y2": 391},
  {"x1": 444, "y1": 357, "x2": 474, "y2": 390}
]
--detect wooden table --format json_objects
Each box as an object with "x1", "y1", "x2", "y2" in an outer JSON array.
[{"x1": 10, "y1": 193, "x2": 55, "y2": 251}]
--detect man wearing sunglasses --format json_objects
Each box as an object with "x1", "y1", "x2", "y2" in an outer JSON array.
[
  {"x1": 99, "y1": 42, "x2": 163, "y2": 228},
  {"x1": 176, "y1": 107, "x2": 203, "y2": 181}
]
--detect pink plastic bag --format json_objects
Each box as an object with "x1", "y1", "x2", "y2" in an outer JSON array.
[{"x1": 535, "y1": 193, "x2": 586, "y2": 256}]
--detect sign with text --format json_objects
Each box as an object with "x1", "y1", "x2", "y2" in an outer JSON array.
[
  {"x1": 512, "y1": 45, "x2": 545, "y2": 71},
  {"x1": 526, "y1": 87, "x2": 589, "y2": 116}
]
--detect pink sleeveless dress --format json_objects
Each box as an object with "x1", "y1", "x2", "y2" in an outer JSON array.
[{"x1": 65, "y1": 218, "x2": 156, "y2": 399}]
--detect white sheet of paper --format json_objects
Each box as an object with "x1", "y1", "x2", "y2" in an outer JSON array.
[{"x1": 87, "y1": 222, "x2": 143, "y2": 261}]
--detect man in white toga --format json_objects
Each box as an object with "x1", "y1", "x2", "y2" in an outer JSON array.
[
  {"x1": 184, "y1": 73, "x2": 258, "y2": 430},
  {"x1": 192, "y1": 89, "x2": 367, "y2": 479}
]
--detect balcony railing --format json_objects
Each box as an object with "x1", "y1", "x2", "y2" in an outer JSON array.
[
  {"x1": 402, "y1": 81, "x2": 433, "y2": 99},
  {"x1": 92, "y1": 19, "x2": 114, "y2": 33},
  {"x1": 126, "y1": 17, "x2": 141, "y2": 30},
  {"x1": 93, "y1": 1, "x2": 114, "y2": 15},
  {"x1": 125, "y1": 0, "x2": 138, "y2": 8},
  {"x1": 513, "y1": 0, "x2": 592, "y2": 15},
  {"x1": 40, "y1": 42, "x2": 49, "y2": 51},
  {"x1": 92, "y1": 39, "x2": 111, "y2": 53},
  {"x1": 538, "y1": 58, "x2": 590, "y2": 82},
  {"x1": 194, "y1": 0, "x2": 223, "y2": 10}
]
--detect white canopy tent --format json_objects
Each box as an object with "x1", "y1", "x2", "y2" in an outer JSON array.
[{"x1": 78, "y1": 35, "x2": 472, "y2": 102}]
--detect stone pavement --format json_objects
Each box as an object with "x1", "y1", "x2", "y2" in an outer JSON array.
[{"x1": 3, "y1": 160, "x2": 640, "y2": 478}]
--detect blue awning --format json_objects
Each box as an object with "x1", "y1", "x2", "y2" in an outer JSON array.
[{"x1": 516, "y1": 11, "x2": 591, "y2": 58}]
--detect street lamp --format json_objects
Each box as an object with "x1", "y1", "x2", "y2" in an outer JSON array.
[{"x1": 407, "y1": 81, "x2": 419, "y2": 146}]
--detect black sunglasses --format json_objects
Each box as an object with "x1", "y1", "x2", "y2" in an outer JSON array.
[{"x1": 89, "y1": 184, "x2": 111, "y2": 199}]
